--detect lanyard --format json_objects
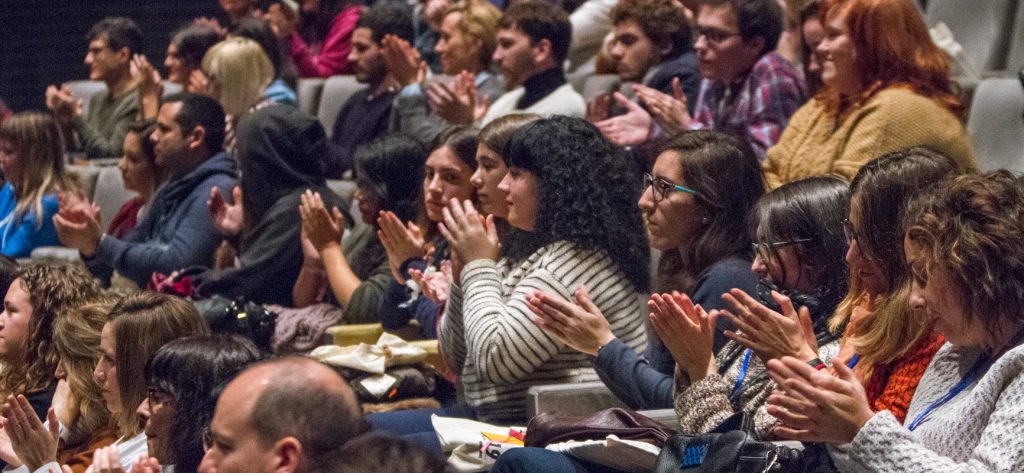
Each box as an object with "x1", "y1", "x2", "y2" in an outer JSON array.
[
  {"x1": 848, "y1": 353, "x2": 860, "y2": 369},
  {"x1": 906, "y1": 353, "x2": 991, "y2": 431},
  {"x1": 730, "y1": 349, "x2": 753, "y2": 401}
]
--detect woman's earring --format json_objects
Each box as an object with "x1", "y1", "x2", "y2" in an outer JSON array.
[{"x1": 701, "y1": 216, "x2": 710, "y2": 225}]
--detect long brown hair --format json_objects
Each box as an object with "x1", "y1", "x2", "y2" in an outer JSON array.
[
  {"x1": 817, "y1": 0, "x2": 962, "y2": 121},
  {"x1": 0, "y1": 112, "x2": 72, "y2": 227}
]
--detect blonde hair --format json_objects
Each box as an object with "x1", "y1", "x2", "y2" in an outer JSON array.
[
  {"x1": 444, "y1": 0, "x2": 502, "y2": 69},
  {"x1": 53, "y1": 296, "x2": 119, "y2": 446},
  {"x1": 202, "y1": 38, "x2": 274, "y2": 116},
  {"x1": 0, "y1": 112, "x2": 71, "y2": 228}
]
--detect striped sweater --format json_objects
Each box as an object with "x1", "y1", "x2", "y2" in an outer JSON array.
[{"x1": 439, "y1": 241, "x2": 647, "y2": 422}]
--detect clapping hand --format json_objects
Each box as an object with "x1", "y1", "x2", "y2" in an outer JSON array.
[
  {"x1": 430, "y1": 71, "x2": 489, "y2": 125},
  {"x1": 130, "y1": 55, "x2": 163, "y2": 100},
  {"x1": 766, "y1": 357, "x2": 873, "y2": 444},
  {"x1": 594, "y1": 92, "x2": 653, "y2": 146},
  {"x1": 266, "y1": 2, "x2": 298, "y2": 38},
  {"x1": 381, "y1": 35, "x2": 425, "y2": 87},
  {"x1": 634, "y1": 78, "x2": 690, "y2": 136},
  {"x1": 299, "y1": 190, "x2": 345, "y2": 254},
  {"x1": 649, "y1": 292, "x2": 718, "y2": 382},
  {"x1": 377, "y1": 210, "x2": 428, "y2": 284},
  {"x1": 438, "y1": 198, "x2": 499, "y2": 264},
  {"x1": 53, "y1": 191, "x2": 102, "y2": 257},
  {"x1": 721, "y1": 288, "x2": 819, "y2": 363},
  {"x1": 2, "y1": 396, "x2": 58, "y2": 471},
  {"x1": 528, "y1": 284, "x2": 614, "y2": 356},
  {"x1": 44, "y1": 85, "x2": 82, "y2": 121}
]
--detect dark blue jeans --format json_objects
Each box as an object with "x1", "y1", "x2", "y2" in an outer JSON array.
[
  {"x1": 366, "y1": 405, "x2": 477, "y2": 453},
  {"x1": 490, "y1": 447, "x2": 626, "y2": 473}
]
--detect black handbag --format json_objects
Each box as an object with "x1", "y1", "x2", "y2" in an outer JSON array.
[
  {"x1": 654, "y1": 413, "x2": 804, "y2": 473},
  {"x1": 194, "y1": 296, "x2": 277, "y2": 351}
]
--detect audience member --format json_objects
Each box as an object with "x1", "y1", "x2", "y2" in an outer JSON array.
[
  {"x1": 193, "y1": 105, "x2": 345, "y2": 306},
  {"x1": 137, "y1": 335, "x2": 261, "y2": 472},
  {"x1": 387, "y1": 0, "x2": 504, "y2": 141},
  {"x1": 89, "y1": 292, "x2": 209, "y2": 471},
  {"x1": 480, "y1": 2, "x2": 586, "y2": 125},
  {"x1": 375, "y1": 126, "x2": 480, "y2": 338},
  {"x1": 0, "y1": 112, "x2": 71, "y2": 258},
  {"x1": 369, "y1": 117, "x2": 650, "y2": 449},
  {"x1": 294, "y1": 132, "x2": 431, "y2": 323},
  {"x1": 198, "y1": 357, "x2": 369, "y2": 473},
  {"x1": 134, "y1": 23, "x2": 222, "y2": 120},
  {"x1": 609, "y1": 0, "x2": 700, "y2": 102},
  {"x1": 597, "y1": 0, "x2": 804, "y2": 160},
  {"x1": 564, "y1": 0, "x2": 617, "y2": 75},
  {"x1": 55, "y1": 94, "x2": 237, "y2": 287},
  {"x1": 412, "y1": 0, "x2": 449, "y2": 72},
  {"x1": 4, "y1": 297, "x2": 118, "y2": 473},
  {"x1": 768, "y1": 171, "x2": 1024, "y2": 472},
  {"x1": 334, "y1": 434, "x2": 451, "y2": 473},
  {"x1": 799, "y1": 0, "x2": 824, "y2": 96},
  {"x1": 218, "y1": 0, "x2": 262, "y2": 25},
  {"x1": 324, "y1": 3, "x2": 415, "y2": 179},
  {"x1": 227, "y1": 17, "x2": 300, "y2": 103},
  {"x1": 200, "y1": 37, "x2": 281, "y2": 154},
  {"x1": 269, "y1": 0, "x2": 366, "y2": 77},
  {"x1": 109, "y1": 120, "x2": 162, "y2": 239},
  {"x1": 46, "y1": 17, "x2": 143, "y2": 160},
  {"x1": 763, "y1": 0, "x2": 975, "y2": 188}
]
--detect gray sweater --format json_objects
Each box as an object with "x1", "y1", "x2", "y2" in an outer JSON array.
[{"x1": 832, "y1": 342, "x2": 1024, "y2": 472}]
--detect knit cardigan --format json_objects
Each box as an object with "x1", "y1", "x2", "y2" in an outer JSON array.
[
  {"x1": 763, "y1": 87, "x2": 975, "y2": 189},
  {"x1": 831, "y1": 342, "x2": 1024, "y2": 472},
  {"x1": 438, "y1": 240, "x2": 647, "y2": 422}
]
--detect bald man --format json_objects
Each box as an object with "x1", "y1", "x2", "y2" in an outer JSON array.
[{"x1": 199, "y1": 357, "x2": 369, "y2": 473}]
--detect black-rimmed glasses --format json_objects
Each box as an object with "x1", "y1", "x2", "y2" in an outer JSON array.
[
  {"x1": 751, "y1": 238, "x2": 814, "y2": 262},
  {"x1": 644, "y1": 172, "x2": 697, "y2": 203}
]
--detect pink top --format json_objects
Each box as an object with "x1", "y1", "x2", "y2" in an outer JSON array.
[{"x1": 288, "y1": 5, "x2": 364, "y2": 78}]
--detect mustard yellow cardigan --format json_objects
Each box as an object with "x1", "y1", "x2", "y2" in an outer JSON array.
[{"x1": 763, "y1": 87, "x2": 975, "y2": 189}]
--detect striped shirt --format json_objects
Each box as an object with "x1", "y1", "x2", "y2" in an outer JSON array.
[{"x1": 439, "y1": 241, "x2": 647, "y2": 422}]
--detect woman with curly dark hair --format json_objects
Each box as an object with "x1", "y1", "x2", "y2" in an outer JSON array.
[{"x1": 137, "y1": 334, "x2": 261, "y2": 473}]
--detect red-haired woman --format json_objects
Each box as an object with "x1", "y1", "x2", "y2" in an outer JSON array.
[{"x1": 763, "y1": 0, "x2": 976, "y2": 188}]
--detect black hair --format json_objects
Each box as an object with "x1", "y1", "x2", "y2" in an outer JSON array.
[
  {"x1": 127, "y1": 119, "x2": 158, "y2": 166},
  {"x1": 611, "y1": 0, "x2": 693, "y2": 59},
  {"x1": 87, "y1": 17, "x2": 143, "y2": 55},
  {"x1": 499, "y1": 1, "x2": 572, "y2": 64},
  {"x1": 702, "y1": 0, "x2": 783, "y2": 54},
  {"x1": 162, "y1": 93, "x2": 227, "y2": 154},
  {"x1": 355, "y1": 3, "x2": 415, "y2": 44},
  {"x1": 751, "y1": 175, "x2": 849, "y2": 344},
  {"x1": 354, "y1": 133, "x2": 428, "y2": 226},
  {"x1": 430, "y1": 126, "x2": 480, "y2": 172},
  {"x1": 504, "y1": 116, "x2": 650, "y2": 292},
  {"x1": 334, "y1": 433, "x2": 451, "y2": 473},
  {"x1": 300, "y1": 0, "x2": 367, "y2": 46},
  {"x1": 171, "y1": 24, "x2": 222, "y2": 71},
  {"x1": 655, "y1": 130, "x2": 765, "y2": 294},
  {"x1": 146, "y1": 335, "x2": 262, "y2": 473}
]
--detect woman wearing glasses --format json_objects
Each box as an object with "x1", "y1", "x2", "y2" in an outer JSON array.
[{"x1": 762, "y1": 0, "x2": 975, "y2": 188}]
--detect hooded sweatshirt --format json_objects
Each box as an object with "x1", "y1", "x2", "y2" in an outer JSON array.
[
  {"x1": 194, "y1": 104, "x2": 347, "y2": 306},
  {"x1": 86, "y1": 151, "x2": 237, "y2": 286}
]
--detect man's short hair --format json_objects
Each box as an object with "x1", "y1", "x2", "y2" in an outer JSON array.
[
  {"x1": 498, "y1": 1, "x2": 572, "y2": 64},
  {"x1": 703, "y1": 0, "x2": 783, "y2": 54},
  {"x1": 611, "y1": 0, "x2": 693, "y2": 59},
  {"x1": 162, "y1": 93, "x2": 226, "y2": 154},
  {"x1": 87, "y1": 16, "x2": 143, "y2": 56},
  {"x1": 249, "y1": 360, "x2": 369, "y2": 466},
  {"x1": 355, "y1": 4, "x2": 415, "y2": 44}
]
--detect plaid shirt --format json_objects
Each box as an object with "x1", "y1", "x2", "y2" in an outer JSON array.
[{"x1": 689, "y1": 52, "x2": 805, "y2": 161}]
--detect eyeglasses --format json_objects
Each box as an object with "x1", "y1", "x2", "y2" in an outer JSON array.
[
  {"x1": 696, "y1": 26, "x2": 742, "y2": 44},
  {"x1": 146, "y1": 387, "x2": 174, "y2": 411},
  {"x1": 751, "y1": 238, "x2": 813, "y2": 262},
  {"x1": 644, "y1": 172, "x2": 697, "y2": 203}
]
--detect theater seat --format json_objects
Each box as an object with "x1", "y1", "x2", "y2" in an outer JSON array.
[
  {"x1": 297, "y1": 78, "x2": 326, "y2": 117},
  {"x1": 926, "y1": 0, "x2": 1017, "y2": 75},
  {"x1": 967, "y1": 78, "x2": 1024, "y2": 173},
  {"x1": 316, "y1": 75, "x2": 363, "y2": 139},
  {"x1": 62, "y1": 80, "x2": 107, "y2": 117}
]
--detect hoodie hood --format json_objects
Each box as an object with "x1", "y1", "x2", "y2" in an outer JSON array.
[{"x1": 236, "y1": 104, "x2": 328, "y2": 227}]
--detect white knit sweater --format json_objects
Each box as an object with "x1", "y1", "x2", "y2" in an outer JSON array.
[
  {"x1": 480, "y1": 83, "x2": 586, "y2": 126},
  {"x1": 831, "y1": 342, "x2": 1024, "y2": 472},
  {"x1": 439, "y1": 241, "x2": 647, "y2": 422}
]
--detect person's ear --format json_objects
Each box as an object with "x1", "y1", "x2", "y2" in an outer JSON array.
[
  {"x1": 741, "y1": 35, "x2": 767, "y2": 58},
  {"x1": 186, "y1": 125, "x2": 207, "y2": 152},
  {"x1": 532, "y1": 38, "x2": 553, "y2": 65},
  {"x1": 655, "y1": 39, "x2": 674, "y2": 60},
  {"x1": 115, "y1": 47, "x2": 132, "y2": 66},
  {"x1": 272, "y1": 437, "x2": 304, "y2": 473}
]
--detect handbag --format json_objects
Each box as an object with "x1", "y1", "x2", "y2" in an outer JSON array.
[
  {"x1": 523, "y1": 407, "x2": 672, "y2": 448},
  {"x1": 653, "y1": 413, "x2": 804, "y2": 473},
  {"x1": 194, "y1": 295, "x2": 277, "y2": 351}
]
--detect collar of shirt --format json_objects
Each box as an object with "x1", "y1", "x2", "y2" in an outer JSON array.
[{"x1": 518, "y1": 67, "x2": 566, "y2": 110}]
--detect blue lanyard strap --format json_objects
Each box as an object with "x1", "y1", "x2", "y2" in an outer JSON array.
[
  {"x1": 730, "y1": 349, "x2": 753, "y2": 402},
  {"x1": 906, "y1": 353, "x2": 991, "y2": 431},
  {"x1": 848, "y1": 353, "x2": 860, "y2": 370}
]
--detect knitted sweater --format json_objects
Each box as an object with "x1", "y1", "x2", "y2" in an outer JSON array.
[
  {"x1": 763, "y1": 87, "x2": 975, "y2": 189},
  {"x1": 480, "y1": 83, "x2": 586, "y2": 126},
  {"x1": 832, "y1": 342, "x2": 1024, "y2": 472},
  {"x1": 673, "y1": 339, "x2": 840, "y2": 438},
  {"x1": 438, "y1": 241, "x2": 647, "y2": 422}
]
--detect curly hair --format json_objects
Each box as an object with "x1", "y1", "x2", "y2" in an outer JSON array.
[
  {"x1": 53, "y1": 296, "x2": 118, "y2": 446},
  {"x1": 830, "y1": 147, "x2": 963, "y2": 380},
  {"x1": 0, "y1": 264, "x2": 101, "y2": 398},
  {"x1": 905, "y1": 171, "x2": 1024, "y2": 343},
  {"x1": 108, "y1": 292, "x2": 209, "y2": 437},
  {"x1": 655, "y1": 131, "x2": 765, "y2": 294},
  {"x1": 147, "y1": 335, "x2": 262, "y2": 472},
  {"x1": 817, "y1": 0, "x2": 962, "y2": 120},
  {"x1": 504, "y1": 116, "x2": 650, "y2": 292},
  {"x1": 611, "y1": 0, "x2": 692, "y2": 59}
]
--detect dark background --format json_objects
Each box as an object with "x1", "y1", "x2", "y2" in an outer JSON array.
[{"x1": 0, "y1": 1, "x2": 226, "y2": 113}]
